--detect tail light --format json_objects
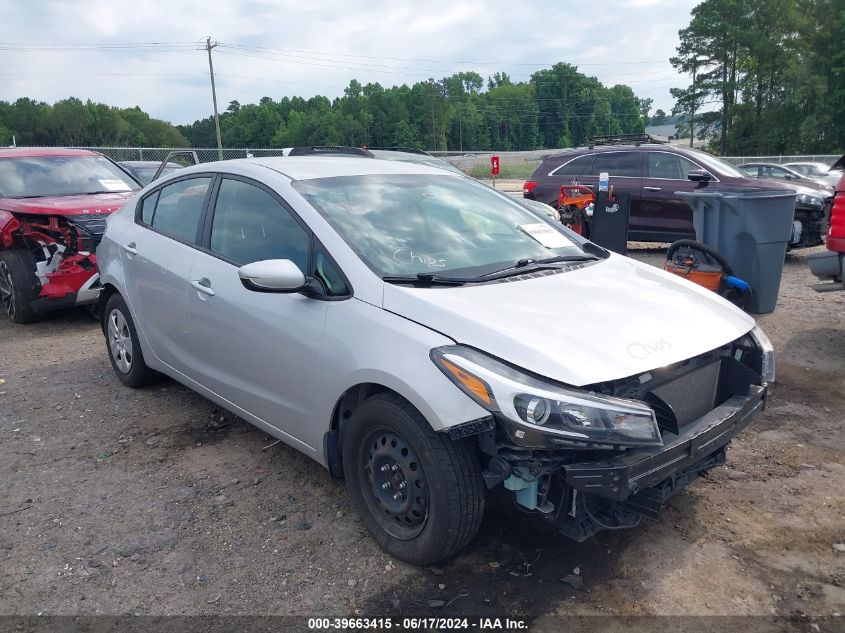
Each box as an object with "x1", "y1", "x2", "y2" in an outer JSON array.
[
  {"x1": 829, "y1": 191, "x2": 845, "y2": 240},
  {"x1": 523, "y1": 181, "x2": 537, "y2": 196}
]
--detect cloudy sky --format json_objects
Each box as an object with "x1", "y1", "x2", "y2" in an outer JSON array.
[{"x1": 0, "y1": 0, "x2": 698, "y2": 126}]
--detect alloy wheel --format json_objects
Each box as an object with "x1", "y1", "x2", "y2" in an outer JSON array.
[
  {"x1": 0, "y1": 261, "x2": 15, "y2": 320},
  {"x1": 108, "y1": 308, "x2": 134, "y2": 373}
]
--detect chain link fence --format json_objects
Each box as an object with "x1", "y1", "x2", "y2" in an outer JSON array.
[
  {"x1": 70, "y1": 146, "x2": 288, "y2": 164},
  {"x1": 57, "y1": 146, "x2": 844, "y2": 175},
  {"x1": 719, "y1": 155, "x2": 840, "y2": 167}
]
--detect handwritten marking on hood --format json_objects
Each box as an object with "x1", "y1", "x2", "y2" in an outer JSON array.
[{"x1": 627, "y1": 339, "x2": 672, "y2": 360}]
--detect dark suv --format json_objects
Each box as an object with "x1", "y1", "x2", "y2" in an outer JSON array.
[{"x1": 523, "y1": 135, "x2": 830, "y2": 247}]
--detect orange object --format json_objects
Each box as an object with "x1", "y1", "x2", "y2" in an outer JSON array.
[
  {"x1": 440, "y1": 358, "x2": 493, "y2": 406},
  {"x1": 558, "y1": 185, "x2": 595, "y2": 211},
  {"x1": 558, "y1": 185, "x2": 594, "y2": 233},
  {"x1": 663, "y1": 259, "x2": 723, "y2": 291}
]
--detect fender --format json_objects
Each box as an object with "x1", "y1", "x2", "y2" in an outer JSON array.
[{"x1": 0, "y1": 209, "x2": 20, "y2": 249}]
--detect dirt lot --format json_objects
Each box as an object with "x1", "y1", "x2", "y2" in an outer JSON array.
[{"x1": 1, "y1": 245, "x2": 843, "y2": 628}]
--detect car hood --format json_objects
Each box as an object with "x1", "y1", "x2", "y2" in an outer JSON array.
[
  {"x1": 0, "y1": 192, "x2": 136, "y2": 216},
  {"x1": 382, "y1": 255, "x2": 755, "y2": 386},
  {"x1": 744, "y1": 176, "x2": 831, "y2": 196}
]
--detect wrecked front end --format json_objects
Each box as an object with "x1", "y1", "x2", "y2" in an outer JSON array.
[
  {"x1": 791, "y1": 196, "x2": 832, "y2": 248},
  {"x1": 1, "y1": 211, "x2": 109, "y2": 314},
  {"x1": 437, "y1": 328, "x2": 773, "y2": 541}
]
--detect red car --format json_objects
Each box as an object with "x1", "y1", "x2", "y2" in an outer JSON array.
[
  {"x1": 808, "y1": 171, "x2": 845, "y2": 292},
  {"x1": 0, "y1": 148, "x2": 140, "y2": 323}
]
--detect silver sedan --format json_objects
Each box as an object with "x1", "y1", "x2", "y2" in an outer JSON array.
[{"x1": 97, "y1": 156, "x2": 771, "y2": 564}]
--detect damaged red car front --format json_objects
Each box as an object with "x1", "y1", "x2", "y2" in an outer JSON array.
[{"x1": 0, "y1": 148, "x2": 140, "y2": 323}]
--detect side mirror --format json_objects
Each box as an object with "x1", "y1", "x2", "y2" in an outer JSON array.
[
  {"x1": 238, "y1": 259, "x2": 306, "y2": 292},
  {"x1": 687, "y1": 170, "x2": 713, "y2": 183}
]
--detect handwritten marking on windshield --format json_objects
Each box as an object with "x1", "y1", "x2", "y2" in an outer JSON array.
[{"x1": 393, "y1": 248, "x2": 446, "y2": 268}]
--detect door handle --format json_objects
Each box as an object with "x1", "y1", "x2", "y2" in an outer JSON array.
[
  {"x1": 121, "y1": 242, "x2": 138, "y2": 255},
  {"x1": 644, "y1": 186, "x2": 662, "y2": 192},
  {"x1": 190, "y1": 279, "x2": 215, "y2": 297}
]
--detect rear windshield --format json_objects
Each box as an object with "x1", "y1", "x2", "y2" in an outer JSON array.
[
  {"x1": 293, "y1": 174, "x2": 585, "y2": 277},
  {"x1": 0, "y1": 155, "x2": 139, "y2": 198}
]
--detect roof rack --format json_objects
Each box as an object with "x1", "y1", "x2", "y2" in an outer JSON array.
[
  {"x1": 587, "y1": 133, "x2": 668, "y2": 148},
  {"x1": 287, "y1": 146, "x2": 374, "y2": 157},
  {"x1": 365, "y1": 147, "x2": 432, "y2": 156}
]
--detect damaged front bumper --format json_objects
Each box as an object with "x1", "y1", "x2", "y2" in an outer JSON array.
[
  {"x1": 479, "y1": 354, "x2": 767, "y2": 541},
  {"x1": 30, "y1": 268, "x2": 101, "y2": 314},
  {"x1": 563, "y1": 384, "x2": 765, "y2": 501}
]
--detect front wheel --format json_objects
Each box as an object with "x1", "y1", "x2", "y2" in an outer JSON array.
[
  {"x1": 0, "y1": 250, "x2": 40, "y2": 324},
  {"x1": 342, "y1": 393, "x2": 485, "y2": 565}
]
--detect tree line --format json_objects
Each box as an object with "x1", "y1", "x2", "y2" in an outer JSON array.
[
  {"x1": 0, "y1": 64, "x2": 648, "y2": 152},
  {"x1": 671, "y1": 0, "x2": 844, "y2": 155},
  {"x1": 177, "y1": 67, "x2": 648, "y2": 152}
]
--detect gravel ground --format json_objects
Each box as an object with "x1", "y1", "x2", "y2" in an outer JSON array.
[{"x1": 0, "y1": 244, "x2": 843, "y2": 628}]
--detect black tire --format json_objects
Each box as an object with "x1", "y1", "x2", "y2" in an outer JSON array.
[
  {"x1": 342, "y1": 392, "x2": 485, "y2": 565},
  {"x1": 103, "y1": 293, "x2": 159, "y2": 388},
  {"x1": 0, "y1": 250, "x2": 40, "y2": 324}
]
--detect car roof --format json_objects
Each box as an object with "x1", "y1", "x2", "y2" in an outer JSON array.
[
  {"x1": 0, "y1": 147, "x2": 100, "y2": 158},
  {"x1": 543, "y1": 143, "x2": 688, "y2": 159},
  {"x1": 189, "y1": 156, "x2": 462, "y2": 181}
]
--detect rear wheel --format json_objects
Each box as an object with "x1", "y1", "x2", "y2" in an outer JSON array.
[
  {"x1": 104, "y1": 293, "x2": 159, "y2": 387},
  {"x1": 342, "y1": 393, "x2": 485, "y2": 565},
  {"x1": 0, "y1": 250, "x2": 40, "y2": 324}
]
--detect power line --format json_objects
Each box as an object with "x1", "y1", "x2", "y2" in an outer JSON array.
[{"x1": 219, "y1": 43, "x2": 665, "y2": 67}]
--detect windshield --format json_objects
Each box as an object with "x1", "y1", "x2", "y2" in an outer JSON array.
[
  {"x1": 686, "y1": 150, "x2": 748, "y2": 178},
  {"x1": 370, "y1": 151, "x2": 465, "y2": 175},
  {"x1": 294, "y1": 174, "x2": 585, "y2": 278},
  {"x1": 0, "y1": 155, "x2": 140, "y2": 198},
  {"x1": 787, "y1": 164, "x2": 813, "y2": 175}
]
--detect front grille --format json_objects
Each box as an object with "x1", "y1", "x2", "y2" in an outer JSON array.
[
  {"x1": 649, "y1": 360, "x2": 722, "y2": 431},
  {"x1": 66, "y1": 213, "x2": 109, "y2": 251}
]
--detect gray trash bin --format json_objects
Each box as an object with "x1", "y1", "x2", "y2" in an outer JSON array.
[{"x1": 675, "y1": 190, "x2": 796, "y2": 314}]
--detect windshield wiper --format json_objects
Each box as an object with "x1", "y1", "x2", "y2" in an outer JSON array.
[
  {"x1": 475, "y1": 254, "x2": 600, "y2": 280},
  {"x1": 382, "y1": 273, "x2": 467, "y2": 287},
  {"x1": 532, "y1": 253, "x2": 601, "y2": 264}
]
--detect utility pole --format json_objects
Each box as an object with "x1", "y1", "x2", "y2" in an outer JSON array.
[
  {"x1": 428, "y1": 78, "x2": 437, "y2": 151},
  {"x1": 690, "y1": 63, "x2": 697, "y2": 148},
  {"x1": 206, "y1": 36, "x2": 223, "y2": 160},
  {"x1": 459, "y1": 103, "x2": 463, "y2": 155}
]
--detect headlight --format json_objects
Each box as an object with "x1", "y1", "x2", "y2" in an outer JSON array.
[
  {"x1": 750, "y1": 325, "x2": 775, "y2": 383},
  {"x1": 431, "y1": 346, "x2": 661, "y2": 447},
  {"x1": 797, "y1": 193, "x2": 824, "y2": 207}
]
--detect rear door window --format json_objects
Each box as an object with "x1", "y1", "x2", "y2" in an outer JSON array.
[
  {"x1": 761, "y1": 166, "x2": 791, "y2": 180},
  {"x1": 143, "y1": 177, "x2": 212, "y2": 244},
  {"x1": 592, "y1": 152, "x2": 642, "y2": 177}
]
